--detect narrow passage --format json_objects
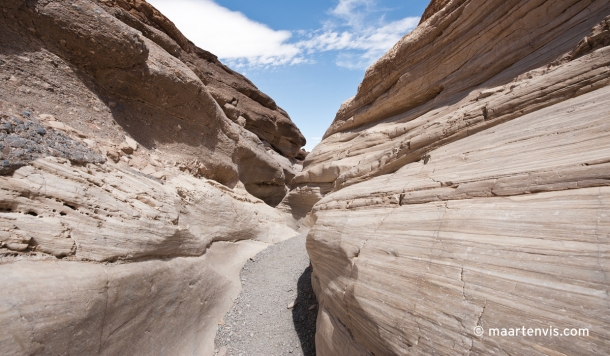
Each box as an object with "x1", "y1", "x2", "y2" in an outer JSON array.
[{"x1": 214, "y1": 233, "x2": 317, "y2": 356}]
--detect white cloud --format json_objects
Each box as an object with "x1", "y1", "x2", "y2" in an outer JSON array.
[
  {"x1": 148, "y1": 0, "x2": 303, "y2": 66},
  {"x1": 298, "y1": 17, "x2": 419, "y2": 55},
  {"x1": 296, "y1": 14, "x2": 419, "y2": 69},
  {"x1": 148, "y1": 0, "x2": 419, "y2": 70},
  {"x1": 330, "y1": 0, "x2": 377, "y2": 28}
]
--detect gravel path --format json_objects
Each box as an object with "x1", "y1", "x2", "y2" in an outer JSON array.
[{"x1": 214, "y1": 233, "x2": 317, "y2": 356}]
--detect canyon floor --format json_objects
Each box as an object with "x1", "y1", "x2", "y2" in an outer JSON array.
[{"x1": 214, "y1": 233, "x2": 317, "y2": 356}]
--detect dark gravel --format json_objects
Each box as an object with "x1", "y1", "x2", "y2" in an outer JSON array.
[
  {"x1": 214, "y1": 233, "x2": 317, "y2": 356},
  {"x1": 0, "y1": 112, "x2": 105, "y2": 174}
]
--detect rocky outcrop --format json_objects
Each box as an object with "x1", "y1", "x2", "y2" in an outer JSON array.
[
  {"x1": 0, "y1": 157, "x2": 297, "y2": 354},
  {"x1": 97, "y1": 0, "x2": 306, "y2": 160},
  {"x1": 0, "y1": 113, "x2": 105, "y2": 174},
  {"x1": 0, "y1": 0, "x2": 302, "y2": 354},
  {"x1": 1, "y1": 0, "x2": 304, "y2": 206},
  {"x1": 287, "y1": 0, "x2": 610, "y2": 354},
  {"x1": 419, "y1": 0, "x2": 452, "y2": 24}
]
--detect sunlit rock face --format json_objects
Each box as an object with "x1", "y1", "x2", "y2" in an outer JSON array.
[
  {"x1": 289, "y1": 0, "x2": 610, "y2": 354},
  {"x1": 1, "y1": 0, "x2": 306, "y2": 206},
  {"x1": 0, "y1": 0, "x2": 302, "y2": 354}
]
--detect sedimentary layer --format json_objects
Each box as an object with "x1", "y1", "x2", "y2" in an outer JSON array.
[
  {"x1": 0, "y1": 1, "x2": 301, "y2": 354},
  {"x1": 288, "y1": 0, "x2": 610, "y2": 354},
  {"x1": 1, "y1": 0, "x2": 306, "y2": 206}
]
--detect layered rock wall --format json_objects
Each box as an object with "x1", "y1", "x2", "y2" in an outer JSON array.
[
  {"x1": 0, "y1": 0, "x2": 302, "y2": 354},
  {"x1": 291, "y1": 0, "x2": 610, "y2": 354},
  {"x1": 1, "y1": 0, "x2": 305, "y2": 206},
  {"x1": 0, "y1": 157, "x2": 296, "y2": 354}
]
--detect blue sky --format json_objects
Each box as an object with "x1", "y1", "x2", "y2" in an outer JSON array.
[{"x1": 147, "y1": 0, "x2": 430, "y2": 150}]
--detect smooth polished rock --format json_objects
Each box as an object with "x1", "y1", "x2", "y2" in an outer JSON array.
[{"x1": 291, "y1": 1, "x2": 610, "y2": 354}]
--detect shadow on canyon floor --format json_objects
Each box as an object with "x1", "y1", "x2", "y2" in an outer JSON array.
[{"x1": 292, "y1": 265, "x2": 317, "y2": 356}]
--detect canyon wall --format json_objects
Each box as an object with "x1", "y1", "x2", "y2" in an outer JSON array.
[
  {"x1": 0, "y1": 0, "x2": 302, "y2": 354},
  {"x1": 290, "y1": 0, "x2": 610, "y2": 354},
  {"x1": 1, "y1": 0, "x2": 306, "y2": 206}
]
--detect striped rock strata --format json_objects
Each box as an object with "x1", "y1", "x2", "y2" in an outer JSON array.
[
  {"x1": 0, "y1": 0, "x2": 301, "y2": 354},
  {"x1": 1, "y1": 0, "x2": 305, "y2": 206},
  {"x1": 285, "y1": 0, "x2": 610, "y2": 354}
]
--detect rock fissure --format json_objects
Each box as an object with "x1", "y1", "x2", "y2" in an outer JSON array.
[{"x1": 340, "y1": 205, "x2": 398, "y2": 345}]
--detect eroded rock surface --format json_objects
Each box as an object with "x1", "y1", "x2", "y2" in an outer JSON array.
[
  {"x1": 97, "y1": 0, "x2": 306, "y2": 159},
  {"x1": 0, "y1": 113, "x2": 104, "y2": 174},
  {"x1": 0, "y1": 0, "x2": 303, "y2": 354},
  {"x1": 1, "y1": 0, "x2": 305, "y2": 206},
  {"x1": 284, "y1": 0, "x2": 610, "y2": 355}
]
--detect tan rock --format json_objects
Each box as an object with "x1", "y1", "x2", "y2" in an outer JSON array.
[
  {"x1": 97, "y1": 0, "x2": 306, "y2": 158},
  {"x1": 151, "y1": 171, "x2": 165, "y2": 180},
  {"x1": 0, "y1": 158, "x2": 298, "y2": 354},
  {"x1": 38, "y1": 114, "x2": 56, "y2": 122},
  {"x1": 0, "y1": 230, "x2": 31, "y2": 252},
  {"x1": 222, "y1": 103, "x2": 241, "y2": 121},
  {"x1": 125, "y1": 136, "x2": 138, "y2": 151},
  {"x1": 0, "y1": 0, "x2": 304, "y2": 204},
  {"x1": 46, "y1": 120, "x2": 66, "y2": 130},
  {"x1": 0, "y1": 1, "x2": 305, "y2": 354},
  {"x1": 118, "y1": 142, "x2": 133, "y2": 154},
  {"x1": 295, "y1": 149, "x2": 308, "y2": 161},
  {"x1": 0, "y1": 239, "x2": 268, "y2": 355},
  {"x1": 83, "y1": 139, "x2": 97, "y2": 147},
  {"x1": 289, "y1": 1, "x2": 610, "y2": 355},
  {"x1": 141, "y1": 164, "x2": 157, "y2": 175}
]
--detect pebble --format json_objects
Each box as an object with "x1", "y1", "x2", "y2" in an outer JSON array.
[
  {"x1": 5, "y1": 136, "x2": 28, "y2": 148},
  {"x1": 0, "y1": 123, "x2": 13, "y2": 132}
]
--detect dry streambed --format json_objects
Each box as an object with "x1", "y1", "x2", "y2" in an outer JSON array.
[{"x1": 214, "y1": 233, "x2": 317, "y2": 356}]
